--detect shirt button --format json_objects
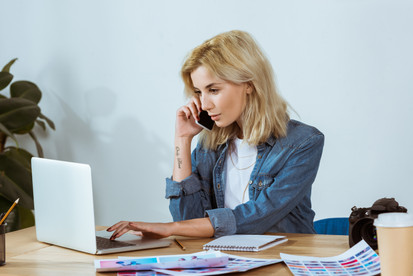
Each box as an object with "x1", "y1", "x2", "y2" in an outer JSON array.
[
  {"x1": 258, "y1": 181, "x2": 263, "y2": 187},
  {"x1": 258, "y1": 155, "x2": 262, "y2": 159},
  {"x1": 217, "y1": 183, "x2": 221, "y2": 189}
]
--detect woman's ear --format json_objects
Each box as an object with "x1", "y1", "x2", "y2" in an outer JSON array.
[{"x1": 246, "y1": 82, "x2": 253, "y2": 94}]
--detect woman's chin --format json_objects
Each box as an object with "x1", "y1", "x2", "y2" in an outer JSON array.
[
  {"x1": 214, "y1": 121, "x2": 230, "y2": 128},
  {"x1": 214, "y1": 121, "x2": 222, "y2": 127}
]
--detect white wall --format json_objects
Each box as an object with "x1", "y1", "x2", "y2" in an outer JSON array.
[{"x1": 1, "y1": 0, "x2": 412, "y2": 226}]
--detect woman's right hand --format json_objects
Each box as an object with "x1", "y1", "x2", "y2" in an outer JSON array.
[{"x1": 175, "y1": 96, "x2": 203, "y2": 139}]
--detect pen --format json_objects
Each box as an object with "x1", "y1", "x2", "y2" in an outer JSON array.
[
  {"x1": 174, "y1": 238, "x2": 186, "y2": 251},
  {"x1": 0, "y1": 198, "x2": 20, "y2": 225}
]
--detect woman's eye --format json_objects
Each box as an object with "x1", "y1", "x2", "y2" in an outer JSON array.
[
  {"x1": 209, "y1": 89, "x2": 219, "y2": 94},
  {"x1": 194, "y1": 90, "x2": 201, "y2": 95}
]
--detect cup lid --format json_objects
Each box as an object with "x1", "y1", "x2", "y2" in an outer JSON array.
[{"x1": 374, "y1": 212, "x2": 413, "y2": 227}]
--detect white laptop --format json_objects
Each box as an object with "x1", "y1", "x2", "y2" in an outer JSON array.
[{"x1": 31, "y1": 157, "x2": 171, "y2": 255}]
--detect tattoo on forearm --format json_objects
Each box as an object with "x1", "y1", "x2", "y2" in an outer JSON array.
[
  {"x1": 177, "y1": 158, "x2": 183, "y2": 169},
  {"x1": 175, "y1": 146, "x2": 180, "y2": 156}
]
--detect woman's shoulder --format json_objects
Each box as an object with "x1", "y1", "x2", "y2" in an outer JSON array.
[
  {"x1": 278, "y1": 120, "x2": 324, "y2": 149},
  {"x1": 287, "y1": 119, "x2": 323, "y2": 136}
]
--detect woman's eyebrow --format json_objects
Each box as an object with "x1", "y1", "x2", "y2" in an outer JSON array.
[{"x1": 193, "y1": 82, "x2": 223, "y2": 90}]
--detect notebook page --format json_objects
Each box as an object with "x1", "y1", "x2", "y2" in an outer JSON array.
[{"x1": 203, "y1": 235, "x2": 287, "y2": 252}]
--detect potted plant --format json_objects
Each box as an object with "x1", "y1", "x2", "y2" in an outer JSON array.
[{"x1": 0, "y1": 58, "x2": 55, "y2": 232}]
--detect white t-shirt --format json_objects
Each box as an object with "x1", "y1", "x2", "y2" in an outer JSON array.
[{"x1": 224, "y1": 138, "x2": 257, "y2": 209}]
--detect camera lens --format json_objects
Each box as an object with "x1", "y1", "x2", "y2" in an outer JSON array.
[
  {"x1": 360, "y1": 222, "x2": 377, "y2": 248},
  {"x1": 349, "y1": 218, "x2": 378, "y2": 250}
]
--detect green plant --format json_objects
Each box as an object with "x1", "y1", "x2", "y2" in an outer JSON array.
[{"x1": 0, "y1": 58, "x2": 55, "y2": 232}]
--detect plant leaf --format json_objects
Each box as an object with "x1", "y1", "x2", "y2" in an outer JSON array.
[
  {"x1": 35, "y1": 119, "x2": 46, "y2": 131},
  {"x1": 0, "y1": 98, "x2": 40, "y2": 132},
  {"x1": 10, "y1": 81, "x2": 42, "y2": 104},
  {"x1": 0, "y1": 122, "x2": 18, "y2": 146},
  {"x1": 0, "y1": 153, "x2": 34, "y2": 200},
  {"x1": 1, "y1": 58, "x2": 17, "y2": 73},
  {"x1": 38, "y1": 113, "x2": 55, "y2": 130},
  {"x1": 29, "y1": 131, "x2": 44, "y2": 157},
  {"x1": 13, "y1": 122, "x2": 36, "y2": 135},
  {"x1": 0, "y1": 196, "x2": 12, "y2": 214},
  {"x1": 0, "y1": 72, "x2": 13, "y2": 91},
  {"x1": 0, "y1": 171, "x2": 34, "y2": 210},
  {"x1": 17, "y1": 205, "x2": 35, "y2": 229},
  {"x1": 3, "y1": 147, "x2": 33, "y2": 170}
]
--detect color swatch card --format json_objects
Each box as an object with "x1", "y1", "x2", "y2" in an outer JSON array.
[
  {"x1": 117, "y1": 253, "x2": 282, "y2": 276},
  {"x1": 95, "y1": 251, "x2": 228, "y2": 272},
  {"x1": 280, "y1": 240, "x2": 380, "y2": 275}
]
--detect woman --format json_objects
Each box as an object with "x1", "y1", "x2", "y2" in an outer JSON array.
[{"x1": 108, "y1": 30, "x2": 324, "y2": 240}]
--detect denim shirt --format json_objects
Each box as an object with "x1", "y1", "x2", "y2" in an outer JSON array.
[{"x1": 165, "y1": 120, "x2": 324, "y2": 237}]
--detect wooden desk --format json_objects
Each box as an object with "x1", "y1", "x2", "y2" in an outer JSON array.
[{"x1": 3, "y1": 227, "x2": 349, "y2": 275}]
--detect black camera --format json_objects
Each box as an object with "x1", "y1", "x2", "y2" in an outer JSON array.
[{"x1": 349, "y1": 197, "x2": 407, "y2": 250}]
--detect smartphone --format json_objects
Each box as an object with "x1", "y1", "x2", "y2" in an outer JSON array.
[{"x1": 196, "y1": 110, "x2": 214, "y2": 131}]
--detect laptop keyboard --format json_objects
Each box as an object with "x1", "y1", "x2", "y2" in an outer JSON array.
[{"x1": 96, "y1": 236, "x2": 135, "y2": 250}]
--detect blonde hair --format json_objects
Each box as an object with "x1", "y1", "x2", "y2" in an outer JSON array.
[{"x1": 181, "y1": 30, "x2": 289, "y2": 150}]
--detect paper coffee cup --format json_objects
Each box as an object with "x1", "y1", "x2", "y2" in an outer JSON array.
[{"x1": 374, "y1": 213, "x2": 413, "y2": 276}]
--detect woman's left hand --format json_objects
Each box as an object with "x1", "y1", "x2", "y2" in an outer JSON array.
[{"x1": 107, "y1": 221, "x2": 174, "y2": 240}]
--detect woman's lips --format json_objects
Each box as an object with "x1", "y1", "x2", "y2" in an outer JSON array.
[{"x1": 210, "y1": 114, "x2": 220, "y2": 121}]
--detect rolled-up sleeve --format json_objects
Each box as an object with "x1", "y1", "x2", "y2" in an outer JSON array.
[
  {"x1": 166, "y1": 173, "x2": 211, "y2": 221},
  {"x1": 205, "y1": 208, "x2": 237, "y2": 237},
  {"x1": 165, "y1": 174, "x2": 203, "y2": 198}
]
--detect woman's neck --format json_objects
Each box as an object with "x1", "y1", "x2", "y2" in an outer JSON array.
[{"x1": 236, "y1": 120, "x2": 243, "y2": 139}]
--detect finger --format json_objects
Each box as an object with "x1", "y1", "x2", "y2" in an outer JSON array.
[
  {"x1": 191, "y1": 96, "x2": 202, "y2": 113},
  {"x1": 107, "y1": 221, "x2": 128, "y2": 232},
  {"x1": 187, "y1": 101, "x2": 200, "y2": 121},
  {"x1": 177, "y1": 106, "x2": 192, "y2": 120},
  {"x1": 109, "y1": 222, "x2": 131, "y2": 240},
  {"x1": 110, "y1": 227, "x2": 131, "y2": 240}
]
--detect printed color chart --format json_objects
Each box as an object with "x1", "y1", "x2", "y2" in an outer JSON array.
[{"x1": 281, "y1": 240, "x2": 380, "y2": 275}]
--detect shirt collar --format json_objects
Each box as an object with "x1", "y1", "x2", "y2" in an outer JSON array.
[
  {"x1": 222, "y1": 134, "x2": 277, "y2": 151},
  {"x1": 265, "y1": 135, "x2": 277, "y2": 146},
  {"x1": 256, "y1": 135, "x2": 277, "y2": 151}
]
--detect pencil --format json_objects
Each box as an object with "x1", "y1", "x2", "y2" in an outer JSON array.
[
  {"x1": 174, "y1": 238, "x2": 186, "y2": 251},
  {"x1": 0, "y1": 198, "x2": 20, "y2": 225}
]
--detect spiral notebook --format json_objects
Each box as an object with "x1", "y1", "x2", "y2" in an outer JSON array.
[{"x1": 203, "y1": 235, "x2": 287, "y2": 252}]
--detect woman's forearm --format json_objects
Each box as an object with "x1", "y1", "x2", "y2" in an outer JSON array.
[
  {"x1": 172, "y1": 137, "x2": 193, "y2": 182},
  {"x1": 108, "y1": 217, "x2": 214, "y2": 240},
  {"x1": 171, "y1": 217, "x2": 214, "y2": 237}
]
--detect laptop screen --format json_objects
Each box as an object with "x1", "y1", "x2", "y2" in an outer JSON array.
[{"x1": 32, "y1": 157, "x2": 98, "y2": 254}]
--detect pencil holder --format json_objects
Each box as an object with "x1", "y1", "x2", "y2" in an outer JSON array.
[{"x1": 0, "y1": 223, "x2": 6, "y2": 265}]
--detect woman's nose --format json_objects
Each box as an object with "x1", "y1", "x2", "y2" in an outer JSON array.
[{"x1": 200, "y1": 95, "x2": 213, "y2": 111}]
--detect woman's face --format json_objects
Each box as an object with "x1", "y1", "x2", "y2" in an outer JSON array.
[{"x1": 190, "y1": 66, "x2": 251, "y2": 129}]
